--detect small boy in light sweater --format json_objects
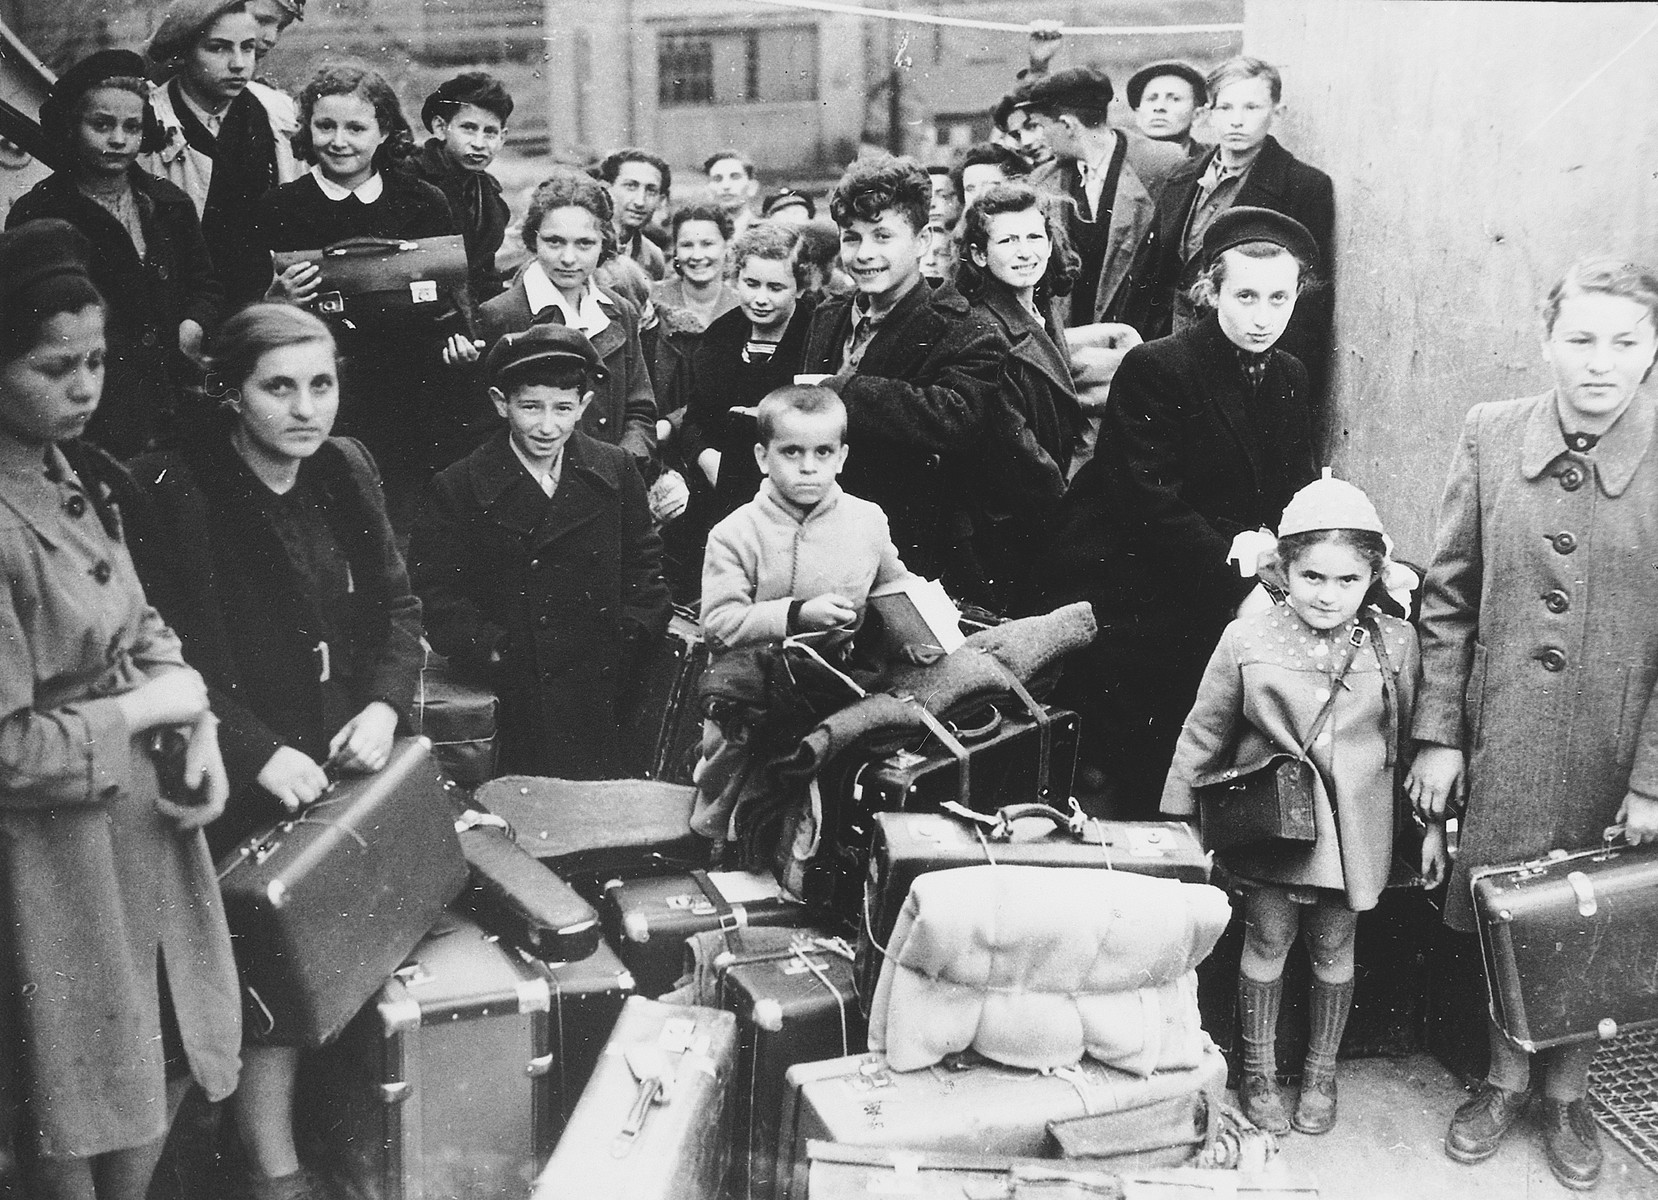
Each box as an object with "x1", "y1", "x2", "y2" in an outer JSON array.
[{"x1": 695, "y1": 384, "x2": 914, "y2": 838}]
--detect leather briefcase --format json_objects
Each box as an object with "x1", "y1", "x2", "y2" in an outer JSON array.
[
  {"x1": 1194, "y1": 753, "x2": 1317, "y2": 854},
  {"x1": 273, "y1": 234, "x2": 467, "y2": 325},
  {"x1": 217, "y1": 737, "x2": 467, "y2": 1046}
]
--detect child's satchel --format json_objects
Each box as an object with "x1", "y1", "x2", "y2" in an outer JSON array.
[
  {"x1": 273, "y1": 234, "x2": 468, "y2": 327},
  {"x1": 1193, "y1": 622, "x2": 1370, "y2": 854}
]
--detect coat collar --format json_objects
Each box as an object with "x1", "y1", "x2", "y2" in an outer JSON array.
[
  {"x1": 465, "y1": 429, "x2": 622, "y2": 543},
  {"x1": 1520, "y1": 389, "x2": 1655, "y2": 498},
  {"x1": 976, "y1": 287, "x2": 1075, "y2": 394},
  {"x1": 1234, "y1": 136, "x2": 1293, "y2": 205},
  {"x1": 1190, "y1": 312, "x2": 1275, "y2": 483}
]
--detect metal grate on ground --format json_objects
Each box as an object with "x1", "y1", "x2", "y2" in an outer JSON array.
[{"x1": 1589, "y1": 1024, "x2": 1658, "y2": 1177}]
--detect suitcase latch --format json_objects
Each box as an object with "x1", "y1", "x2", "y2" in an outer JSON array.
[
  {"x1": 1566, "y1": 870, "x2": 1598, "y2": 917},
  {"x1": 380, "y1": 1082, "x2": 412, "y2": 1104},
  {"x1": 318, "y1": 291, "x2": 345, "y2": 315},
  {"x1": 526, "y1": 1053, "x2": 553, "y2": 1077}
]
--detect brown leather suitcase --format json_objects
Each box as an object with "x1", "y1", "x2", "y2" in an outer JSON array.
[
  {"x1": 217, "y1": 737, "x2": 467, "y2": 1046},
  {"x1": 272, "y1": 234, "x2": 467, "y2": 326},
  {"x1": 413, "y1": 649, "x2": 499, "y2": 786},
  {"x1": 531, "y1": 997, "x2": 738, "y2": 1200},
  {"x1": 454, "y1": 808, "x2": 602, "y2": 963},
  {"x1": 1472, "y1": 829, "x2": 1658, "y2": 1050}
]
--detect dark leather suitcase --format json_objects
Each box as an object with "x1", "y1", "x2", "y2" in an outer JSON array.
[
  {"x1": 619, "y1": 607, "x2": 707, "y2": 785},
  {"x1": 307, "y1": 912, "x2": 626, "y2": 1200},
  {"x1": 776, "y1": 1047, "x2": 1227, "y2": 1200},
  {"x1": 272, "y1": 234, "x2": 468, "y2": 326},
  {"x1": 804, "y1": 704, "x2": 1080, "y2": 930},
  {"x1": 455, "y1": 809, "x2": 602, "y2": 962},
  {"x1": 857, "y1": 806, "x2": 1211, "y2": 1007},
  {"x1": 413, "y1": 649, "x2": 499, "y2": 787},
  {"x1": 604, "y1": 869, "x2": 814, "y2": 997},
  {"x1": 716, "y1": 930, "x2": 866, "y2": 1200},
  {"x1": 1472, "y1": 830, "x2": 1658, "y2": 1050},
  {"x1": 531, "y1": 997, "x2": 738, "y2": 1200},
  {"x1": 217, "y1": 737, "x2": 467, "y2": 1046}
]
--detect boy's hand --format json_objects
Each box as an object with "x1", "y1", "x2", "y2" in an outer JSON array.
[
  {"x1": 327, "y1": 701, "x2": 398, "y2": 775},
  {"x1": 648, "y1": 470, "x2": 690, "y2": 523},
  {"x1": 1616, "y1": 791, "x2": 1658, "y2": 845},
  {"x1": 1406, "y1": 744, "x2": 1464, "y2": 821},
  {"x1": 1027, "y1": 21, "x2": 1063, "y2": 71},
  {"x1": 258, "y1": 746, "x2": 330, "y2": 812},
  {"x1": 799, "y1": 594, "x2": 856, "y2": 630},
  {"x1": 443, "y1": 335, "x2": 484, "y2": 366},
  {"x1": 1419, "y1": 823, "x2": 1449, "y2": 890}
]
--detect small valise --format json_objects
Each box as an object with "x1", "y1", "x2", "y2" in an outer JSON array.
[{"x1": 272, "y1": 235, "x2": 467, "y2": 325}]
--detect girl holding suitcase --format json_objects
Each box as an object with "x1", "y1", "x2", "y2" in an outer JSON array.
[
  {"x1": 127, "y1": 303, "x2": 423, "y2": 1200},
  {"x1": 1161, "y1": 473, "x2": 1430, "y2": 1138},
  {"x1": 1407, "y1": 256, "x2": 1658, "y2": 1191},
  {"x1": 0, "y1": 220, "x2": 239, "y2": 1200}
]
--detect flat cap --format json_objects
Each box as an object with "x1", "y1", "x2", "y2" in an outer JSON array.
[
  {"x1": 1020, "y1": 67, "x2": 1114, "y2": 115},
  {"x1": 0, "y1": 219, "x2": 97, "y2": 318},
  {"x1": 1202, "y1": 205, "x2": 1319, "y2": 273},
  {"x1": 484, "y1": 323, "x2": 606, "y2": 387},
  {"x1": 761, "y1": 188, "x2": 815, "y2": 219},
  {"x1": 1126, "y1": 61, "x2": 1207, "y2": 109},
  {"x1": 148, "y1": 0, "x2": 252, "y2": 66}
]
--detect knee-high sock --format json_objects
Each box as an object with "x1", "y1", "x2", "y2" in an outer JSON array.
[
  {"x1": 1304, "y1": 977, "x2": 1355, "y2": 1084},
  {"x1": 1238, "y1": 975, "x2": 1284, "y2": 1078}
]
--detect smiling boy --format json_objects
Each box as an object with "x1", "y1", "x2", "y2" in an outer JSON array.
[
  {"x1": 598, "y1": 147, "x2": 670, "y2": 281},
  {"x1": 799, "y1": 154, "x2": 1006, "y2": 585},
  {"x1": 410, "y1": 323, "x2": 669, "y2": 778},
  {"x1": 143, "y1": 0, "x2": 301, "y2": 304}
]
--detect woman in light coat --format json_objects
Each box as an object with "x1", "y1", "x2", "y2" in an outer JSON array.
[{"x1": 1408, "y1": 256, "x2": 1658, "y2": 1192}]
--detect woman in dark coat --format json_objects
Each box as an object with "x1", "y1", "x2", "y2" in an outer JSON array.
[
  {"x1": 956, "y1": 182, "x2": 1083, "y2": 614},
  {"x1": 127, "y1": 304, "x2": 422, "y2": 1200},
  {"x1": 0, "y1": 220, "x2": 238, "y2": 1200},
  {"x1": 8, "y1": 49, "x2": 223, "y2": 458},
  {"x1": 1044, "y1": 207, "x2": 1320, "y2": 818}
]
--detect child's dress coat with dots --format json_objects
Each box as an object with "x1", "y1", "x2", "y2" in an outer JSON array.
[{"x1": 1161, "y1": 604, "x2": 1420, "y2": 911}]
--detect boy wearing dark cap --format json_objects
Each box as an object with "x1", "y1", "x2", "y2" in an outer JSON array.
[
  {"x1": 1018, "y1": 65, "x2": 1184, "y2": 329},
  {"x1": 412, "y1": 72, "x2": 513, "y2": 301},
  {"x1": 1126, "y1": 60, "x2": 1207, "y2": 157},
  {"x1": 761, "y1": 188, "x2": 814, "y2": 225},
  {"x1": 410, "y1": 324, "x2": 670, "y2": 778},
  {"x1": 799, "y1": 153, "x2": 1006, "y2": 589},
  {"x1": 142, "y1": 0, "x2": 301, "y2": 305}
]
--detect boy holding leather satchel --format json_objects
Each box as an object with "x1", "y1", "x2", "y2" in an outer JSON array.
[{"x1": 1160, "y1": 473, "x2": 1435, "y2": 1138}]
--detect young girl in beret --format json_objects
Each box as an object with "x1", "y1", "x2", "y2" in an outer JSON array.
[{"x1": 1161, "y1": 473, "x2": 1433, "y2": 1137}]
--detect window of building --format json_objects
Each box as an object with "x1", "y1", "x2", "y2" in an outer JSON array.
[{"x1": 658, "y1": 26, "x2": 818, "y2": 107}]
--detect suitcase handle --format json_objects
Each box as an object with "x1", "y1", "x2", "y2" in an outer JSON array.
[{"x1": 322, "y1": 236, "x2": 420, "y2": 258}]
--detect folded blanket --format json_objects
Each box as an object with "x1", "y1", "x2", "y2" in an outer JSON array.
[{"x1": 867, "y1": 865, "x2": 1231, "y2": 1075}]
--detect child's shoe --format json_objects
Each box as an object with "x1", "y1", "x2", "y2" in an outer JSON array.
[
  {"x1": 1239, "y1": 1071, "x2": 1291, "y2": 1134},
  {"x1": 1292, "y1": 1072, "x2": 1338, "y2": 1134}
]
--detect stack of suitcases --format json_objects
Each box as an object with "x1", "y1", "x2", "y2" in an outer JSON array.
[{"x1": 232, "y1": 604, "x2": 1327, "y2": 1200}]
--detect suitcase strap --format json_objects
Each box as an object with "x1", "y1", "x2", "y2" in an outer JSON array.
[
  {"x1": 690, "y1": 868, "x2": 744, "y2": 931},
  {"x1": 974, "y1": 650, "x2": 1052, "y2": 796},
  {"x1": 897, "y1": 695, "x2": 973, "y2": 809}
]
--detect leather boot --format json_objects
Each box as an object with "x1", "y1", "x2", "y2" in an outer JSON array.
[
  {"x1": 1540, "y1": 1098, "x2": 1603, "y2": 1191},
  {"x1": 1293, "y1": 977, "x2": 1353, "y2": 1134},
  {"x1": 1445, "y1": 1082, "x2": 1529, "y2": 1163},
  {"x1": 1237, "y1": 975, "x2": 1289, "y2": 1134}
]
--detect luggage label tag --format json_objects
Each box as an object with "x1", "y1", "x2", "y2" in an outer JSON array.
[{"x1": 409, "y1": 279, "x2": 438, "y2": 304}]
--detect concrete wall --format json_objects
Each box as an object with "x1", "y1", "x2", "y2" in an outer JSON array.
[{"x1": 1247, "y1": 0, "x2": 1658, "y2": 557}]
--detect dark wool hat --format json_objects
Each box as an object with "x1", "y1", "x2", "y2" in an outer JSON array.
[
  {"x1": 485, "y1": 323, "x2": 607, "y2": 388},
  {"x1": 420, "y1": 73, "x2": 511, "y2": 133},
  {"x1": 1202, "y1": 206, "x2": 1320, "y2": 273},
  {"x1": 39, "y1": 49, "x2": 157, "y2": 153},
  {"x1": 1125, "y1": 61, "x2": 1208, "y2": 109},
  {"x1": 147, "y1": 0, "x2": 251, "y2": 66},
  {"x1": 1020, "y1": 67, "x2": 1114, "y2": 115},
  {"x1": 761, "y1": 188, "x2": 815, "y2": 219},
  {"x1": 0, "y1": 219, "x2": 97, "y2": 315}
]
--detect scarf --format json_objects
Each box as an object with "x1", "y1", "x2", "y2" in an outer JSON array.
[{"x1": 173, "y1": 80, "x2": 280, "y2": 303}]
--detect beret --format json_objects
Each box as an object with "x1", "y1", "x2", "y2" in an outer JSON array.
[
  {"x1": 148, "y1": 0, "x2": 253, "y2": 67},
  {"x1": 0, "y1": 219, "x2": 97, "y2": 319},
  {"x1": 1202, "y1": 205, "x2": 1320, "y2": 274},
  {"x1": 1278, "y1": 469, "x2": 1385, "y2": 537},
  {"x1": 1125, "y1": 61, "x2": 1208, "y2": 109},
  {"x1": 762, "y1": 188, "x2": 815, "y2": 219},
  {"x1": 485, "y1": 323, "x2": 606, "y2": 388},
  {"x1": 39, "y1": 49, "x2": 152, "y2": 151},
  {"x1": 1020, "y1": 67, "x2": 1114, "y2": 115}
]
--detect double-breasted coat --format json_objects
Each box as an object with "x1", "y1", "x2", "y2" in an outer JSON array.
[
  {"x1": 1163, "y1": 607, "x2": 1420, "y2": 912},
  {"x1": 0, "y1": 437, "x2": 241, "y2": 1160},
  {"x1": 1044, "y1": 313, "x2": 1317, "y2": 814},
  {"x1": 409, "y1": 429, "x2": 670, "y2": 778},
  {"x1": 477, "y1": 279, "x2": 658, "y2": 465},
  {"x1": 800, "y1": 280, "x2": 1007, "y2": 583},
  {"x1": 1413, "y1": 391, "x2": 1658, "y2": 930}
]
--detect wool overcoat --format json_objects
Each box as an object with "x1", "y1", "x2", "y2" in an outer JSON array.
[
  {"x1": 0, "y1": 437, "x2": 241, "y2": 1160},
  {"x1": 409, "y1": 429, "x2": 671, "y2": 778},
  {"x1": 800, "y1": 280, "x2": 1007, "y2": 581},
  {"x1": 1413, "y1": 391, "x2": 1658, "y2": 930}
]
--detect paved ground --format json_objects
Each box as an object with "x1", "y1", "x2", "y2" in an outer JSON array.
[{"x1": 1250, "y1": 1054, "x2": 1655, "y2": 1200}]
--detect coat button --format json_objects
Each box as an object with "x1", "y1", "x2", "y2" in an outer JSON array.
[
  {"x1": 91, "y1": 560, "x2": 112, "y2": 584},
  {"x1": 1536, "y1": 647, "x2": 1567, "y2": 672},
  {"x1": 63, "y1": 494, "x2": 87, "y2": 519},
  {"x1": 1547, "y1": 531, "x2": 1577, "y2": 554},
  {"x1": 1541, "y1": 589, "x2": 1570, "y2": 614},
  {"x1": 597, "y1": 416, "x2": 610, "y2": 427},
  {"x1": 140, "y1": 329, "x2": 159, "y2": 348},
  {"x1": 157, "y1": 264, "x2": 171, "y2": 281},
  {"x1": 1558, "y1": 466, "x2": 1584, "y2": 491}
]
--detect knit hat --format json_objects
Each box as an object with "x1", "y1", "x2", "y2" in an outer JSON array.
[
  {"x1": 147, "y1": 0, "x2": 252, "y2": 67},
  {"x1": 40, "y1": 49, "x2": 159, "y2": 156},
  {"x1": 1277, "y1": 469, "x2": 1385, "y2": 537}
]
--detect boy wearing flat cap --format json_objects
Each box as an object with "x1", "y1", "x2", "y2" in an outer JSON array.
[
  {"x1": 412, "y1": 72, "x2": 513, "y2": 303},
  {"x1": 1126, "y1": 61, "x2": 1208, "y2": 158},
  {"x1": 142, "y1": 0, "x2": 301, "y2": 305},
  {"x1": 410, "y1": 324, "x2": 670, "y2": 778},
  {"x1": 1018, "y1": 66, "x2": 1184, "y2": 330}
]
